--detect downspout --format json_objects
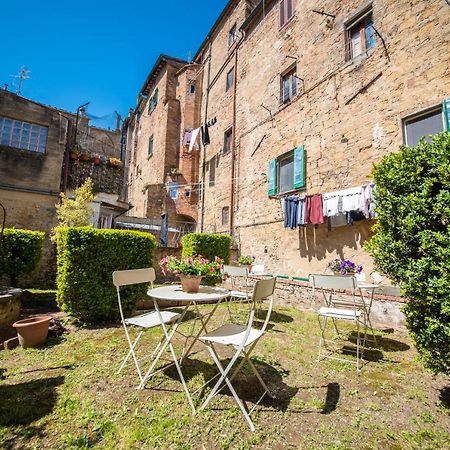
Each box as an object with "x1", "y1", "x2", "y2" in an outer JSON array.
[
  {"x1": 230, "y1": 30, "x2": 246, "y2": 237},
  {"x1": 200, "y1": 38, "x2": 212, "y2": 232},
  {"x1": 61, "y1": 118, "x2": 73, "y2": 194}
]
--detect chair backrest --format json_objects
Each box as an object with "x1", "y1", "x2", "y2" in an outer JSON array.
[
  {"x1": 249, "y1": 277, "x2": 276, "y2": 334},
  {"x1": 113, "y1": 268, "x2": 156, "y2": 322},
  {"x1": 113, "y1": 268, "x2": 156, "y2": 287},
  {"x1": 222, "y1": 264, "x2": 248, "y2": 278},
  {"x1": 309, "y1": 274, "x2": 357, "y2": 290}
]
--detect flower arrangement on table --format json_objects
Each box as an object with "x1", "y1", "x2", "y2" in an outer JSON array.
[
  {"x1": 159, "y1": 255, "x2": 223, "y2": 292},
  {"x1": 238, "y1": 255, "x2": 255, "y2": 266},
  {"x1": 328, "y1": 258, "x2": 363, "y2": 275}
]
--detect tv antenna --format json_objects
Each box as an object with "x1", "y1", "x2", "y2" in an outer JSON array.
[{"x1": 10, "y1": 66, "x2": 31, "y2": 95}]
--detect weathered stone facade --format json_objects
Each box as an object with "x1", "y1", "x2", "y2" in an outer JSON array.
[
  {"x1": 123, "y1": 55, "x2": 202, "y2": 238},
  {"x1": 192, "y1": 0, "x2": 450, "y2": 281}
]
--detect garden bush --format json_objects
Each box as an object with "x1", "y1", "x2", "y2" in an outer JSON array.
[
  {"x1": 55, "y1": 227, "x2": 156, "y2": 323},
  {"x1": 181, "y1": 233, "x2": 232, "y2": 285},
  {"x1": 366, "y1": 132, "x2": 450, "y2": 375},
  {"x1": 0, "y1": 228, "x2": 45, "y2": 286}
]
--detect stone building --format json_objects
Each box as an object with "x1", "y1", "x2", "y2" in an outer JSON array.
[
  {"x1": 122, "y1": 55, "x2": 203, "y2": 245},
  {"x1": 0, "y1": 89, "x2": 127, "y2": 285},
  {"x1": 192, "y1": 0, "x2": 450, "y2": 279},
  {"x1": 124, "y1": 0, "x2": 449, "y2": 280}
]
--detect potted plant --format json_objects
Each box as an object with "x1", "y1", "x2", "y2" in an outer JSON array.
[
  {"x1": 12, "y1": 315, "x2": 52, "y2": 348},
  {"x1": 159, "y1": 255, "x2": 223, "y2": 293},
  {"x1": 69, "y1": 148, "x2": 80, "y2": 160},
  {"x1": 238, "y1": 255, "x2": 255, "y2": 273},
  {"x1": 108, "y1": 157, "x2": 123, "y2": 168},
  {"x1": 79, "y1": 152, "x2": 90, "y2": 162},
  {"x1": 328, "y1": 258, "x2": 363, "y2": 276},
  {"x1": 91, "y1": 153, "x2": 102, "y2": 165}
]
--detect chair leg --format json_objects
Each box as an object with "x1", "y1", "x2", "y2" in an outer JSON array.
[
  {"x1": 317, "y1": 315, "x2": 327, "y2": 361},
  {"x1": 117, "y1": 330, "x2": 143, "y2": 375},
  {"x1": 244, "y1": 351, "x2": 275, "y2": 399},
  {"x1": 201, "y1": 344, "x2": 256, "y2": 432},
  {"x1": 356, "y1": 318, "x2": 361, "y2": 372},
  {"x1": 121, "y1": 325, "x2": 144, "y2": 382}
]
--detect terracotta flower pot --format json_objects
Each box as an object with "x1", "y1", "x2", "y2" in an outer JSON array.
[
  {"x1": 13, "y1": 316, "x2": 52, "y2": 348},
  {"x1": 70, "y1": 152, "x2": 79, "y2": 160},
  {"x1": 79, "y1": 153, "x2": 90, "y2": 161},
  {"x1": 91, "y1": 156, "x2": 101, "y2": 165},
  {"x1": 179, "y1": 275, "x2": 202, "y2": 293}
]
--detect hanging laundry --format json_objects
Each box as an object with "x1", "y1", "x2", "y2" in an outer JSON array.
[
  {"x1": 188, "y1": 127, "x2": 201, "y2": 152},
  {"x1": 283, "y1": 196, "x2": 299, "y2": 229},
  {"x1": 182, "y1": 129, "x2": 193, "y2": 146},
  {"x1": 340, "y1": 187, "x2": 361, "y2": 213},
  {"x1": 297, "y1": 195, "x2": 306, "y2": 226},
  {"x1": 322, "y1": 192, "x2": 340, "y2": 217},
  {"x1": 360, "y1": 182, "x2": 376, "y2": 218},
  {"x1": 346, "y1": 210, "x2": 366, "y2": 225},
  {"x1": 305, "y1": 194, "x2": 325, "y2": 225}
]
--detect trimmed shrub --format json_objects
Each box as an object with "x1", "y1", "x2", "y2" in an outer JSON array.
[
  {"x1": 0, "y1": 229, "x2": 45, "y2": 286},
  {"x1": 55, "y1": 227, "x2": 156, "y2": 323},
  {"x1": 181, "y1": 233, "x2": 232, "y2": 285},
  {"x1": 366, "y1": 132, "x2": 450, "y2": 375}
]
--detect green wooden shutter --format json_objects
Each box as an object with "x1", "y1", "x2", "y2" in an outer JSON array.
[
  {"x1": 293, "y1": 145, "x2": 306, "y2": 189},
  {"x1": 443, "y1": 97, "x2": 450, "y2": 131},
  {"x1": 268, "y1": 159, "x2": 277, "y2": 197},
  {"x1": 154, "y1": 87, "x2": 159, "y2": 105}
]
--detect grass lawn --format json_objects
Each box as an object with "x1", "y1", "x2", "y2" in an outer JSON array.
[{"x1": 0, "y1": 304, "x2": 449, "y2": 449}]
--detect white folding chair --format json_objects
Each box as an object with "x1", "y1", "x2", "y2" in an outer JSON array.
[
  {"x1": 309, "y1": 274, "x2": 366, "y2": 372},
  {"x1": 250, "y1": 264, "x2": 265, "y2": 275},
  {"x1": 112, "y1": 268, "x2": 180, "y2": 384},
  {"x1": 199, "y1": 277, "x2": 277, "y2": 432},
  {"x1": 222, "y1": 264, "x2": 251, "y2": 300}
]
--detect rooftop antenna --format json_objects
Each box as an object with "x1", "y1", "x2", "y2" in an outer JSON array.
[{"x1": 10, "y1": 66, "x2": 31, "y2": 95}]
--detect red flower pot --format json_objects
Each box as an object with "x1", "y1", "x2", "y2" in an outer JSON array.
[
  {"x1": 13, "y1": 316, "x2": 52, "y2": 348},
  {"x1": 79, "y1": 153, "x2": 90, "y2": 162}
]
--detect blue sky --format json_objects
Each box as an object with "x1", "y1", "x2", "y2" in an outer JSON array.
[{"x1": 1, "y1": 0, "x2": 227, "y2": 128}]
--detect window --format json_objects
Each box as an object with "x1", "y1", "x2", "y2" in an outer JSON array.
[
  {"x1": 222, "y1": 206, "x2": 230, "y2": 226},
  {"x1": 226, "y1": 67, "x2": 234, "y2": 92},
  {"x1": 223, "y1": 128, "x2": 233, "y2": 154},
  {"x1": 403, "y1": 107, "x2": 444, "y2": 148},
  {"x1": 279, "y1": 0, "x2": 295, "y2": 28},
  {"x1": 188, "y1": 80, "x2": 196, "y2": 94},
  {"x1": 345, "y1": 7, "x2": 376, "y2": 60},
  {"x1": 148, "y1": 87, "x2": 159, "y2": 113},
  {"x1": 209, "y1": 155, "x2": 216, "y2": 187},
  {"x1": 168, "y1": 182, "x2": 178, "y2": 199},
  {"x1": 268, "y1": 146, "x2": 306, "y2": 196},
  {"x1": 148, "y1": 135, "x2": 154, "y2": 156},
  {"x1": 228, "y1": 23, "x2": 237, "y2": 48},
  {"x1": 0, "y1": 116, "x2": 48, "y2": 153},
  {"x1": 281, "y1": 67, "x2": 298, "y2": 104}
]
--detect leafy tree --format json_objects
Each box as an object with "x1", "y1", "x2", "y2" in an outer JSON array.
[
  {"x1": 55, "y1": 178, "x2": 95, "y2": 227},
  {"x1": 366, "y1": 132, "x2": 450, "y2": 375}
]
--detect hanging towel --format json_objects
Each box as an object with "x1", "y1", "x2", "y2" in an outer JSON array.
[
  {"x1": 188, "y1": 127, "x2": 201, "y2": 152},
  {"x1": 322, "y1": 192, "x2": 340, "y2": 217},
  {"x1": 297, "y1": 195, "x2": 306, "y2": 226},
  {"x1": 305, "y1": 194, "x2": 325, "y2": 225},
  {"x1": 340, "y1": 187, "x2": 361, "y2": 213},
  {"x1": 182, "y1": 129, "x2": 193, "y2": 146}
]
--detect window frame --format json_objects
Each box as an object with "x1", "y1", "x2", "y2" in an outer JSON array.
[
  {"x1": 226, "y1": 67, "x2": 234, "y2": 92},
  {"x1": 188, "y1": 80, "x2": 196, "y2": 95},
  {"x1": 209, "y1": 155, "x2": 216, "y2": 187},
  {"x1": 0, "y1": 115, "x2": 48, "y2": 153},
  {"x1": 277, "y1": 150, "x2": 295, "y2": 194},
  {"x1": 223, "y1": 127, "x2": 233, "y2": 155},
  {"x1": 221, "y1": 206, "x2": 230, "y2": 227},
  {"x1": 345, "y1": 6, "x2": 375, "y2": 61},
  {"x1": 402, "y1": 106, "x2": 445, "y2": 147},
  {"x1": 228, "y1": 23, "x2": 237, "y2": 48},
  {"x1": 279, "y1": 0, "x2": 296, "y2": 29},
  {"x1": 280, "y1": 66, "x2": 298, "y2": 104}
]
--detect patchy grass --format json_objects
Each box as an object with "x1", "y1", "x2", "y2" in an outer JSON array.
[{"x1": 0, "y1": 305, "x2": 449, "y2": 449}]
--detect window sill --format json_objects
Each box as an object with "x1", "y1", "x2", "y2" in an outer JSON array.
[
  {"x1": 279, "y1": 15, "x2": 297, "y2": 34},
  {"x1": 0, "y1": 145, "x2": 46, "y2": 158},
  {"x1": 271, "y1": 187, "x2": 306, "y2": 199}
]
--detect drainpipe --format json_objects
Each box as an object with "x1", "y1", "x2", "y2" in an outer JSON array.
[
  {"x1": 200, "y1": 38, "x2": 212, "y2": 232},
  {"x1": 61, "y1": 118, "x2": 73, "y2": 193}
]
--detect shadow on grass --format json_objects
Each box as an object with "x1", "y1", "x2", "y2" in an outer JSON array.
[
  {"x1": 0, "y1": 376, "x2": 64, "y2": 426},
  {"x1": 348, "y1": 331, "x2": 410, "y2": 352},
  {"x1": 162, "y1": 357, "x2": 298, "y2": 412},
  {"x1": 439, "y1": 385, "x2": 450, "y2": 409},
  {"x1": 321, "y1": 382, "x2": 340, "y2": 414}
]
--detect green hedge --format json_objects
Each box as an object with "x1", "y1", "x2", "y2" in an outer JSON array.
[
  {"x1": 0, "y1": 228, "x2": 45, "y2": 286},
  {"x1": 181, "y1": 233, "x2": 232, "y2": 285},
  {"x1": 55, "y1": 227, "x2": 156, "y2": 323}
]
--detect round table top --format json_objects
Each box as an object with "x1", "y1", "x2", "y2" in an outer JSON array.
[{"x1": 148, "y1": 285, "x2": 230, "y2": 303}]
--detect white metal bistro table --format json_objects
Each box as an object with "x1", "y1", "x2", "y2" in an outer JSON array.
[
  {"x1": 357, "y1": 281, "x2": 379, "y2": 344},
  {"x1": 138, "y1": 285, "x2": 230, "y2": 413}
]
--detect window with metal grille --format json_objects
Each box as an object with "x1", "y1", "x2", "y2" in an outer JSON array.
[
  {"x1": 188, "y1": 81, "x2": 196, "y2": 94},
  {"x1": 0, "y1": 116, "x2": 48, "y2": 153},
  {"x1": 223, "y1": 128, "x2": 233, "y2": 154},
  {"x1": 279, "y1": 0, "x2": 295, "y2": 28},
  {"x1": 228, "y1": 23, "x2": 237, "y2": 48},
  {"x1": 345, "y1": 7, "x2": 376, "y2": 60}
]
